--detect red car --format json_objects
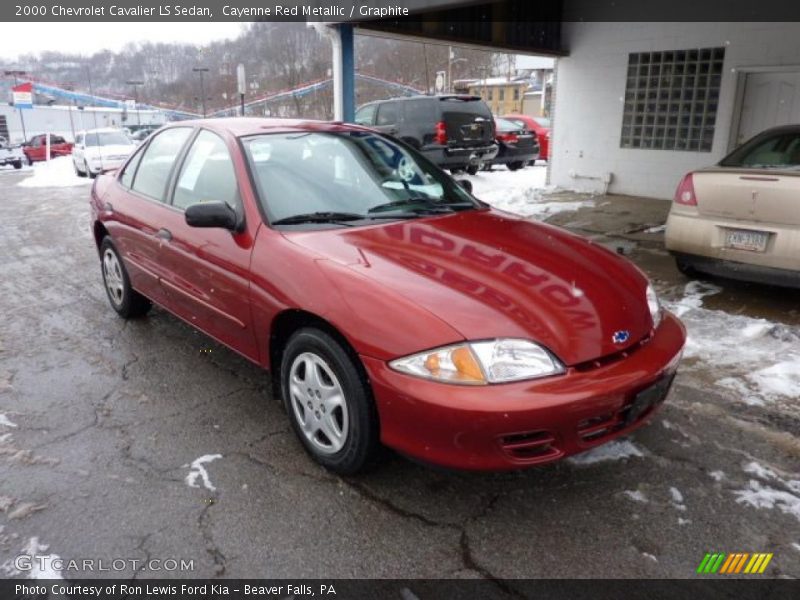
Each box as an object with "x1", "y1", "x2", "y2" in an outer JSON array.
[
  {"x1": 91, "y1": 119, "x2": 685, "y2": 474},
  {"x1": 23, "y1": 134, "x2": 73, "y2": 164},
  {"x1": 502, "y1": 114, "x2": 550, "y2": 161}
]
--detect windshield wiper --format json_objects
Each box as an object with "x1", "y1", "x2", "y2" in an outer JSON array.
[
  {"x1": 272, "y1": 212, "x2": 365, "y2": 226},
  {"x1": 368, "y1": 198, "x2": 474, "y2": 214},
  {"x1": 271, "y1": 211, "x2": 420, "y2": 226}
]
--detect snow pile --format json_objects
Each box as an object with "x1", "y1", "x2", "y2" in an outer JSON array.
[
  {"x1": 0, "y1": 414, "x2": 17, "y2": 428},
  {"x1": 17, "y1": 156, "x2": 91, "y2": 188},
  {"x1": 733, "y1": 462, "x2": 800, "y2": 524},
  {"x1": 184, "y1": 454, "x2": 222, "y2": 491},
  {"x1": 664, "y1": 282, "x2": 800, "y2": 406},
  {"x1": 468, "y1": 166, "x2": 594, "y2": 219},
  {"x1": 567, "y1": 439, "x2": 644, "y2": 465},
  {"x1": 623, "y1": 490, "x2": 648, "y2": 503}
]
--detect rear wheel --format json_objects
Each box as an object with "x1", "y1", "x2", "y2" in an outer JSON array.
[
  {"x1": 675, "y1": 256, "x2": 698, "y2": 278},
  {"x1": 281, "y1": 328, "x2": 380, "y2": 475},
  {"x1": 507, "y1": 161, "x2": 525, "y2": 171},
  {"x1": 466, "y1": 164, "x2": 480, "y2": 175},
  {"x1": 100, "y1": 237, "x2": 151, "y2": 319},
  {"x1": 12, "y1": 160, "x2": 22, "y2": 170}
]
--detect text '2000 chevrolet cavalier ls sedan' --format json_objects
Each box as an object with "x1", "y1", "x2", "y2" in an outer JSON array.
[{"x1": 90, "y1": 118, "x2": 686, "y2": 474}]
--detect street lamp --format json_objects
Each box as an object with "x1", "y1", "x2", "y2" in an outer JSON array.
[
  {"x1": 192, "y1": 67, "x2": 210, "y2": 118},
  {"x1": 126, "y1": 80, "x2": 144, "y2": 125},
  {"x1": 4, "y1": 69, "x2": 28, "y2": 141}
]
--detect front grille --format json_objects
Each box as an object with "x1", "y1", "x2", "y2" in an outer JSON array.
[
  {"x1": 498, "y1": 430, "x2": 561, "y2": 462},
  {"x1": 572, "y1": 333, "x2": 652, "y2": 373}
]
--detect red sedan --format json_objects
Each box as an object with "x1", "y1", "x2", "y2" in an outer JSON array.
[
  {"x1": 90, "y1": 119, "x2": 685, "y2": 474},
  {"x1": 502, "y1": 114, "x2": 550, "y2": 161},
  {"x1": 23, "y1": 134, "x2": 73, "y2": 164}
]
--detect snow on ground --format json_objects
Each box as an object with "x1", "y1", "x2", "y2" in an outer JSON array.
[
  {"x1": 0, "y1": 538, "x2": 63, "y2": 579},
  {"x1": 0, "y1": 414, "x2": 18, "y2": 428},
  {"x1": 184, "y1": 454, "x2": 222, "y2": 491},
  {"x1": 16, "y1": 156, "x2": 91, "y2": 189},
  {"x1": 567, "y1": 439, "x2": 644, "y2": 466},
  {"x1": 623, "y1": 490, "x2": 648, "y2": 503},
  {"x1": 669, "y1": 487, "x2": 687, "y2": 511},
  {"x1": 468, "y1": 166, "x2": 594, "y2": 219},
  {"x1": 664, "y1": 282, "x2": 800, "y2": 407},
  {"x1": 733, "y1": 461, "x2": 800, "y2": 524}
]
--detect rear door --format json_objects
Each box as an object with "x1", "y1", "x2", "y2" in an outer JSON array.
[
  {"x1": 373, "y1": 101, "x2": 400, "y2": 136},
  {"x1": 440, "y1": 97, "x2": 494, "y2": 147},
  {"x1": 106, "y1": 127, "x2": 194, "y2": 305},
  {"x1": 157, "y1": 129, "x2": 259, "y2": 360}
]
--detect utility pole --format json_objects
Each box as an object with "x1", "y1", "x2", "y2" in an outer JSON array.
[
  {"x1": 5, "y1": 70, "x2": 28, "y2": 142},
  {"x1": 193, "y1": 67, "x2": 209, "y2": 118},
  {"x1": 126, "y1": 80, "x2": 144, "y2": 125},
  {"x1": 236, "y1": 64, "x2": 246, "y2": 117}
]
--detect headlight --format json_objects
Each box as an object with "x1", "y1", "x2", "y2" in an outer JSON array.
[
  {"x1": 389, "y1": 339, "x2": 565, "y2": 385},
  {"x1": 646, "y1": 283, "x2": 661, "y2": 329}
]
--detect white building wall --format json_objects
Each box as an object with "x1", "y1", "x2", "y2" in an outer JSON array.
[{"x1": 551, "y1": 22, "x2": 800, "y2": 199}]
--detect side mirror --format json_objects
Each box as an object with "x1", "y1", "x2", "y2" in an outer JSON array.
[
  {"x1": 185, "y1": 201, "x2": 239, "y2": 231},
  {"x1": 456, "y1": 178, "x2": 473, "y2": 194}
]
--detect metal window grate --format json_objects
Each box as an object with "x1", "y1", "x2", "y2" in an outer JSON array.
[{"x1": 620, "y1": 47, "x2": 725, "y2": 152}]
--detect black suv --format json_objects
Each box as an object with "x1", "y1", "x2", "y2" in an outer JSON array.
[{"x1": 355, "y1": 95, "x2": 498, "y2": 174}]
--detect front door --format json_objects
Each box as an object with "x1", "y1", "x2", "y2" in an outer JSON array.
[{"x1": 156, "y1": 129, "x2": 259, "y2": 361}]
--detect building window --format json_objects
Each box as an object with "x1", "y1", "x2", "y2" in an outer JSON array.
[
  {"x1": 488, "y1": 89, "x2": 493, "y2": 101},
  {"x1": 499, "y1": 88, "x2": 505, "y2": 101},
  {"x1": 620, "y1": 47, "x2": 724, "y2": 152},
  {"x1": 513, "y1": 88, "x2": 520, "y2": 100}
]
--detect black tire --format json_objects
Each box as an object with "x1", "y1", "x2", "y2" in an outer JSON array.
[
  {"x1": 74, "y1": 161, "x2": 86, "y2": 177},
  {"x1": 99, "y1": 237, "x2": 152, "y2": 319},
  {"x1": 507, "y1": 161, "x2": 524, "y2": 171},
  {"x1": 449, "y1": 167, "x2": 464, "y2": 175},
  {"x1": 466, "y1": 164, "x2": 480, "y2": 175},
  {"x1": 26, "y1": 156, "x2": 33, "y2": 166},
  {"x1": 281, "y1": 328, "x2": 380, "y2": 475},
  {"x1": 87, "y1": 161, "x2": 97, "y2": 179},
  {"x1": 12, "y1": 160, "x2": 22, "y2": 170},
  {"x1": 675, "y1": 256, "x2": 698, "y2": 278}
]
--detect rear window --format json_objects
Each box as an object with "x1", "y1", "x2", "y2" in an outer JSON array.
[
  {"x1": 439, "y1": 97, "x2": 492, "y2": 118},
  {"x1": 720, "y1": 130, "x2": 800, "y2": 169},
  {"x1": 403, "y1": 99, "x2": 436, "y2": 123},
  {"x1": 495, "y1": 118, "x2": 522, "y2": 132}
]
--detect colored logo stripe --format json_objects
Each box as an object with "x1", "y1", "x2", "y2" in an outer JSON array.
[{"x1": 698, "y1": 552, "x2": 773, "y2": 574}]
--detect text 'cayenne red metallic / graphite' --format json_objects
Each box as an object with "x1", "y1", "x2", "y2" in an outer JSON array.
[{"x1": 90, "y1": 118, "x2": 686, "y2": 474}]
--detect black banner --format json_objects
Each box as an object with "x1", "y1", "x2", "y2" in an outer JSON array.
[{"x1": 2, "y1": 579, "x2": 800, "y2": 600}]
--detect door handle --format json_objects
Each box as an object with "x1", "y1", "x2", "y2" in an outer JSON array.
[{"x1": 155, "y1": 228, "x2": 172, "y2": 241}]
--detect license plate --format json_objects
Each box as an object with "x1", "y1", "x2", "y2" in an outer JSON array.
[
  {"x1": 625, "y1": 375, "x2": 674, "y2": 426},
  {"x1": 725, "y1": 229, "x2": 768, "y2": 252}
]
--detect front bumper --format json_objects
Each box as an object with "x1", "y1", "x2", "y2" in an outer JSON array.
[
  {"x1": 489, "y1": 144, "x2": 540, "y2": 165},
  {"x1": 87, "y1": 158, "x2": 126, "y2": 174},
  {"x1": 362, "y1": 311, "x2": 685, "y2": 471}
]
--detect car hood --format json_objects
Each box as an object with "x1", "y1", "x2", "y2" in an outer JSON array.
[{"x1": 283, "y1": 209, "x2": 653, "y2": 365}]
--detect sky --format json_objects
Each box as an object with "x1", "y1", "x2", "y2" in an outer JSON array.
[{"x1": 0, "y1": 22, "x2": 245, "y2": 61}]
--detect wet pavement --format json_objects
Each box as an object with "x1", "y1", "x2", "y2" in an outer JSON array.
[{"x1": 0, "y1": 169, "x2": 798, "y2": 584}]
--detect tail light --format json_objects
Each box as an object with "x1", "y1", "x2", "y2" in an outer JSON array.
[
  {"x1": 497, "y1": 132, "x2": 519, "y2": 144},
  {"x1": 674, "y1": 173, "x2": 697, "y2": 206},
  {"x1": 434, "y1": 121, "x2": 447, "y2": 145}
]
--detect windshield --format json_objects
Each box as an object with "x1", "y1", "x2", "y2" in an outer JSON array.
[
  {"x1": 85, "y1": 131, "x2": 133, "y2": 147},
  {"x1": 720, "y1": 129, "x2": 800, "y2": 170},
  {"x1": 242, "y1": 131, "x2": 480, "y2": 226}
]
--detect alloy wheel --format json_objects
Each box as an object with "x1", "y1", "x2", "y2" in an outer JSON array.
[{"x1": 102, "y1": 248, "x2": 125, "y2": 307}]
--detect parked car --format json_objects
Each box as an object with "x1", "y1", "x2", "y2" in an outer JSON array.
[
  {"x1": 22, "y1": 134, "x2": 73, "y2": 164},
  {"x1": 485, "y1": 117, "x2": 539, "y2": 171},
  {"x1": 0, "y1": 136, "x2": 24, "y2": 169},
  {"x1": 73, "y1": 128, "x2": 136, "y2": 178},
  {"x1": 130, "y1": 127, "x2": 158, "y2": 143},
  {"x1": 355, "y1": 95, "x2": 498, "y2": 175},
  {"x1": 666, "y1": 124, "x2": 800, "y2": 288},
  {"x1": 502, "y1": 114, "x2": 551, "y2": 162},
  {"x1": 91, "y1": 118, "x2": 685, "y2": 474}
]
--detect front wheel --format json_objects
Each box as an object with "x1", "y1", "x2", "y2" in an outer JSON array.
[
  {"x1": 281, "y1": 328, "x2": 380, "y2": 475},
  {"x1": 74, "y1": 160, "x2": 86, "y2": 177},
  {"x1": 466, "y1": 164, "x2": 480, "y2": 175},
  {"x1": 86, "y1": 161, "x2": 96, "y2": 179},
  {"x1": 507, "y1": 161, "x2": 525, "y2": 171},
  {"x1": 100, "y1": 237, "x2": 151, "y2": 319}
]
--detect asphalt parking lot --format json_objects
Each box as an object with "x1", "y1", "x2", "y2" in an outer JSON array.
[{"x1": 0, "y1": 167, "x2": 798, "y2": 584}]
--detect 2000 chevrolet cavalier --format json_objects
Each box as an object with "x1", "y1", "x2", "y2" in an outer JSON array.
[{"x1": 90, "y1": 118, "x2": 686, "y2": 474}]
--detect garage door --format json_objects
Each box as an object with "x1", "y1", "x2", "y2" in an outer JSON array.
[{"x1": 736, "y1": 70, "x2": 800, "y2": 145}]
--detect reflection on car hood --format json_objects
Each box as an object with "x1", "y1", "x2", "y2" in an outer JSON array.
[{"x1": 284, "y1": 209, "x2": 652, "y2": 365}]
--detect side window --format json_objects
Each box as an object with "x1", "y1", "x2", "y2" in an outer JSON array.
[
  {"x1": 403, "y1": 99, "x2": 435, "y2": 124},
  {"x1": 173, "y1": 130, "x2": 241, "y2": 211},
  {"x1": 119, "y1": 145, "x2": 145, "y2": 189},
  {"x1": 75, "y1": 134, "x2": 83, "y2": 146},
  {"x1": 376, "y1": 102, "x2": 398, "y2": 126},
  {"x1": 355, "y1": 104, "x2": 376, "y2": 126},
  {"x1": 52, "y1": 136, "x2": 66, "y2": 144},
  {"x1": 131, "y1": 127, "x2": 192, "y2": 202}
]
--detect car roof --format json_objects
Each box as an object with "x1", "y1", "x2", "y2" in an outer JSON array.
[
  {"x1": 159, "y1": 117, "x2": 375, "y2": 138},
  {"x1": 81, "y1": 127, "x2": 126, "y2": 134},
  {"x1": 359, "y1": 94, "x2": 482, "y2": 107}
]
